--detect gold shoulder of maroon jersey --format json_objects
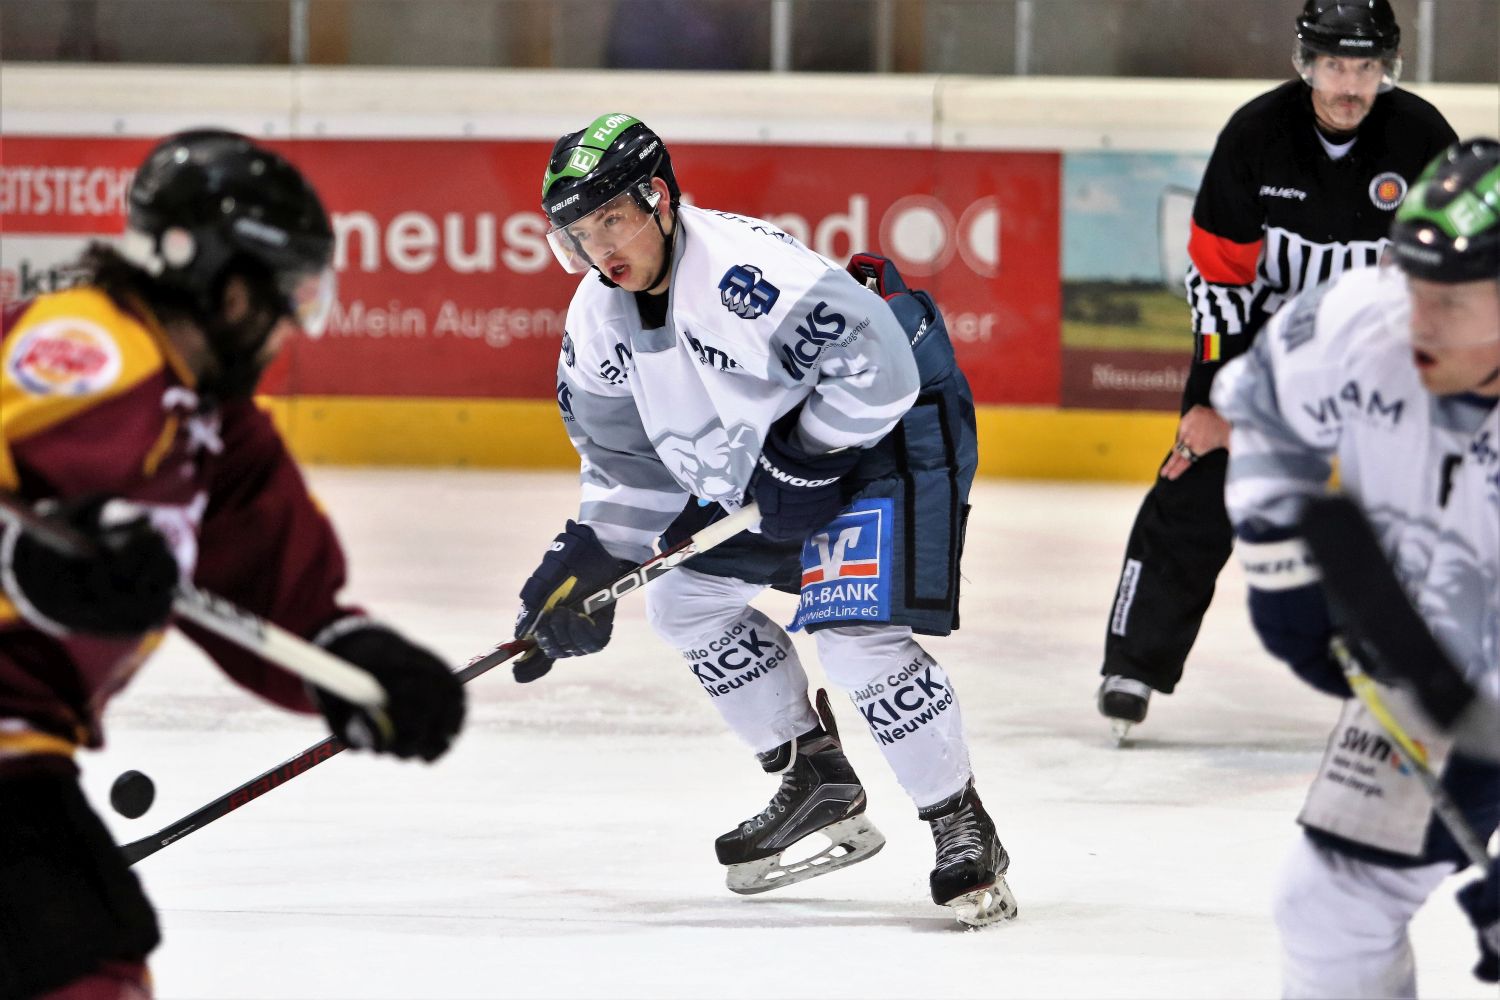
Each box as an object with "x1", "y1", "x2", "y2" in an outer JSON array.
[{"x1": 0, "y1": 287, "x2": 189, "y2": 491}]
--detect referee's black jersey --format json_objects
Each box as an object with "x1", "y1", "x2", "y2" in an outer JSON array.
[{"x1": 1183, "y1": 79, "x2": 1455, "y2": 407}]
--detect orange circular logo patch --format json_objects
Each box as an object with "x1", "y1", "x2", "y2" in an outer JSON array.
[{"x1": 1369, "y1": 172, "x2": 1408, "y2": 211}]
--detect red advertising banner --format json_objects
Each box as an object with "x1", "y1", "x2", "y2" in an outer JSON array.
[{"x1": 1, "y1": 136, "x2": 1060, "y2": 405}]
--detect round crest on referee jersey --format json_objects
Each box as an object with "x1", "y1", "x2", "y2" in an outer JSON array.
[
  {"x1": 1390, "y1": 139, "x2": 1500, "y2": 284},
  {"x1": 541, "y1": 114, "x2": 680, "y2": 231},
  {"x1": 1295, "y1": 0, "x2": 1400, "y2": 56},
  {"x1": 120, "y1": 129, "x2": 336, "y2": 335}
]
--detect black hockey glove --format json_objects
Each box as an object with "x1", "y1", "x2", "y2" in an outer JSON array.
[
  {"x1": 1458, "y1": 858, "x2": 1500, "y2": 983},
  {"x1": 749, "y1": 416, "x2": 861, "y2": 545},
  {"x1": 514, "y1": 521, "x2": 634, "y2": 674},
  {"x1": 314, "y1": 620, "x2": 465, "y2": 762},
  {"x1": 1236, "y1": 527, "x2": 1349, "y2": 696},
  {"x1": 0, "y1": 495, "x2": 178, "y2": 638}
]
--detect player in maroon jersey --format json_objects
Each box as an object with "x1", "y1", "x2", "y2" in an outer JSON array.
[{"x1": 0, "y1": 131, "x2": 464, "y2": 1000}]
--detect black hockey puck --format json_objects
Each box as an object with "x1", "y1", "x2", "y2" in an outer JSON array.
[{"x1": 110, "y1": 769, "x2": 155, "y2": 819}]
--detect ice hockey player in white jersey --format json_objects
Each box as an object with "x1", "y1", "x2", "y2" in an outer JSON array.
[
  {"x1": 1213, "y1": 138, "x2": 1500, "y2": 997},
  {"x1": 509, "y1": 113, "x2": 1013, "y2": 926}
]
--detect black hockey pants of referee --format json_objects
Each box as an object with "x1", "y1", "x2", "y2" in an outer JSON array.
[{"x1": 1100, "y1": 447, "x2": 1233, "y2": 694}]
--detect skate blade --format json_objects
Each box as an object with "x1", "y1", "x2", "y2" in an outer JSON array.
[
  {"x1": 725, "y1": 815, "x2": 886, "y2": 895},
  {"x1": 944, "y1": 875, "x2": 1018, "y2": 927},
  {"x1": 1109, "y1": 718, "x2": 1134, "y2": 746}
]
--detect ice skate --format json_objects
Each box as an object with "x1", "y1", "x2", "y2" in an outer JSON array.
[
  {"x1": 716, "y1": 690, "x2": 885, "y2": 895},
  {"x1": 920, "y1": 782, "x2": 1017, "y2": 927},
  {"x1": 1097, "y1": 675, "x2": 1151, "y2": 745}
]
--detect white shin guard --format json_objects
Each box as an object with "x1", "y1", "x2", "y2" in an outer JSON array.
[
  {"x1": 816, "y1": 624, "x2": 974, "y2": 809},
  {"x1": 645, "y1": 568, "x2": 816, "y2": 753}
]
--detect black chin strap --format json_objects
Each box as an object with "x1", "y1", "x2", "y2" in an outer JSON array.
[
  {"x1": 202, "y1": 308, "x2": 280, "y2": 401},
  {"x1": 1472, "y1": 364, "x2": 1500, "y2": 396},
  {"x1": 640, "y1": 212, "x2": 676, "y2": 294}
]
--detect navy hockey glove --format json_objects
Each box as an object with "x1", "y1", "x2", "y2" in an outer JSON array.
[
  {"x1": 514, "y1": 521, "x2": 634, "y2": 671},
  {"x1": 0, "y1": 496, "x2": 178, "y2": 638},
  {"x1": 1458, "y1": 858, "x2": 1500, "y2": 983},
  {"x1": 313, "y1": 619, "x2": 465, "y2": 762},
  {"x1": 750, "y1": 417, "x2": 862, "y2": 545},
  {"x1": 1237, "y1": 527, "x2": 1348, "y2": 696}
]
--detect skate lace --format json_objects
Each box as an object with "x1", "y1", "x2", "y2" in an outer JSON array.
[
  {"x1": 742, "y1": 769, "x2": 802, "y2": 832},
  {"x1": 931, "y1": 801, "x2": 982, "y2": 869}
]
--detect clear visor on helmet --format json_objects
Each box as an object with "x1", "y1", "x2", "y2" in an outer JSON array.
[
  {"x1": 1295, "y1": 45, "x2": 1402, "y2": 94},
  {"x1": 277, "y1": 265, "x2": 338, "y2": 337},
  {"x1": 1376, "y1": 257, "x2": 1500, "y2": 351},
  {"x1": 546, "y1": 189, "x2": 662, "y2": 274}
]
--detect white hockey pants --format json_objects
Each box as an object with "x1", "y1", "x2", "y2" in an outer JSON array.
[
  {"x1": 1273, "y1": 833, "x2": 1457, "y2": 998},
  {"x1": 645, "y1": 566, "x2": 973, "y2": 809}
]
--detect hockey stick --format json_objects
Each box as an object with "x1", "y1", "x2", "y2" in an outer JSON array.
[
  {"x1": 118, "y1": 502, "x2": 760, "y2": 865},
  {"x1": 1301, "y1": 495, "x2": 1500, "y2": 762},
  {"x1": 1299, "y1": 496, "x2": 1494, "y2": 868},
  {"x1": 1329, "y1": 636, "x2": 1493, "y2": 869},
  {"x1": 0, "y1": 493, "x2": 386, "y2": 709}
]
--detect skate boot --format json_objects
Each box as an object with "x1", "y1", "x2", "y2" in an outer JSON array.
[
  {"x1": 1097, "y1": 675, "x2": 1151, "y2": 746},
  {"x1": 716, "y1": 689, "x2": 885, "y2": 895},
  {"x1": 920, "y1": 781, "x2": 1017, "y2": 927}
]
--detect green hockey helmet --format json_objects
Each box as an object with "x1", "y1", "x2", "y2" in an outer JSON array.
[{"x1": 1391, "y1": 138, "x2": 1500, "y2": 284}]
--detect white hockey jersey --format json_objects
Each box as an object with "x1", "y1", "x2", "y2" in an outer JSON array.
[
  {"x1": 1213, "y1": 265, "x2": 1500, "y2": 700},
  {"x1": 556, "y1": 204, "x2": 919, "y2": 562}
]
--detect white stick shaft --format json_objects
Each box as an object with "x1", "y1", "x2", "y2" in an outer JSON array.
[
  {"x1": 171, "y1": 583, "x2": 386, "y2": 708},
  {"x1": 0, "y1": 494, "x2": 386, "y2": 709}
]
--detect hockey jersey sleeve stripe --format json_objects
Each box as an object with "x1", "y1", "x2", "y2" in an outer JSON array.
[
  {"x1": 1188, "y1": 219, "x2": 1262, "y2": 286},
  {"x1": 0, "y1": 289, "x2": 171, "y2": 445},
  {"x1": 0, "y1": 440, "x2": 17, "y2": 492},
  {"x1": 562, "y1": 361, "x2": 689, "y2": 562},
  {"x1": 1187, "y1": 264, "x2": 1256, "y2": 335},
  {"x1": 580, "y1": 479, "x2": 688, "y2": 513},
  {"x1": 0, "y1": 725, "x2": 78, "y2": 762},
  {"x1": 784, "y1": 270, "x2": 920, "y2": 452}
]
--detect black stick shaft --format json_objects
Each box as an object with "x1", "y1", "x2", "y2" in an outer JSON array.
[
  {"x1": 118, "y1": 504, "x2": 758, "y2": 865},
  {"x1": 118, "y1": 639, "x2": 529, "y2": 865}
]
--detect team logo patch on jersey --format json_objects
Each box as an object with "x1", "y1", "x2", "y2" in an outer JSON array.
[
  {"x1": 790, "y1": 499, "x2": 893, "y2": 632},
  {"x1": 5, "y1": 319, "x2": 122, "y2": 396},
  {"x1": 1369, "y1": 172, "x2": 1407, "y2": 212},
  {"x1": 718, "y1": 264, "x2": 780, "y2": 320}
]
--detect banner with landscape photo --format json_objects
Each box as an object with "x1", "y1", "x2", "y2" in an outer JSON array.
[{"x1": 1061, "y1": 151, "x2": 1209, "y2": 411}]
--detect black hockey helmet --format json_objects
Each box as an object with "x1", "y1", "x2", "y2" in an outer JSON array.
[
  {"x1": 120, "y1": 129, "x2": 336, "y2": 336},
  {"x1": 541, "y1": 114, "x2": 679, "y2": 229},
  {"x1": 1296, "y1": 0, "x2": 1400, "y2": 57},
  {"x1": 1390, "y1": 138, "x2": 1500, "y2": 284}
]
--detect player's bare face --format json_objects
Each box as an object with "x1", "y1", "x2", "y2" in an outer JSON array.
[
  {"x1": 1407, "y1": 276, "x2": 1500, "y2": 396},
  {"x1": 1308, "y1": 55, "x2": 1383, "y2": 132}
]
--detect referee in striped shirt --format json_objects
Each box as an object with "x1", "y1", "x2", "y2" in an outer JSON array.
[{"x1": 1095, "y1": 0, "x2": 1454, "y2": 740}]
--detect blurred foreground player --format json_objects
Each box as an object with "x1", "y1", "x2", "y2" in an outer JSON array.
[
  {"x1": 511, "y1": 113, "x2": 1012, "y2": 926},
  {"x1": 1214, "y1": 139, "x2": 1500, "y2": 997},
  {"x1": 1096, "y1": 0, "x2": 1455, "y2": 740},
  {"x1": 0, "y1": 131, "x2": 464, "y2": 999}
]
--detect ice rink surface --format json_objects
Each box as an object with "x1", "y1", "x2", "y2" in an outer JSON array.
[{"x1": 80, "y1": 470, "x2": 1489, "y2": 1000}]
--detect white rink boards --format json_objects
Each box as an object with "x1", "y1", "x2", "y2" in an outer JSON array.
[{"x1": 81, "y1": 470, "x2": 1490, "y2": 999}]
